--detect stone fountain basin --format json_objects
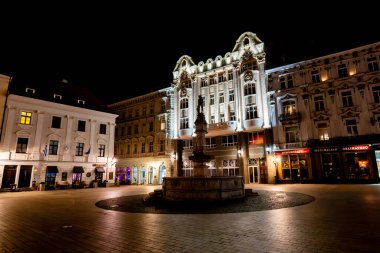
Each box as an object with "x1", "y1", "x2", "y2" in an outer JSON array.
[{"x1": 162, "y1": 176, "x2": 245, "y2": 201}]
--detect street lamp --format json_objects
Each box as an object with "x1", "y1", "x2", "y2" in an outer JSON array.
[{"x1": 272, "y1": 155, "x2": 278, "y2": 184}]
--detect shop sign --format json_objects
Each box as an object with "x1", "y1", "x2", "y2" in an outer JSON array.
[
  {"x1": 342, "y1": 145, "x2": 370, "y2": 151},
  {"x1": 274, "y1": 148, "x2": 309, "y2": 155},
  {"x1": 314, "y1": 147, "x2": 338, "y2": 152}
]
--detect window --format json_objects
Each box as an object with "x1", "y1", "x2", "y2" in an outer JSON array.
[
  {"x1": 150, "y1": 103, "x2": 154, "y2": 114},
  {"x1": 285, "y1": 126, "x2": 299, "y2": 143},
  {"x1": 161, "y1": 100, "x2": 166, "y2": 112},
  {"x1": 367, "y1": 56, "x2": 379, "y2": 72},
  {"x1": 219, "y1": 92, "x2": 224, "y2": 103},
  {"x1": 228, "y1": 71, "x2": 233, "y2": 80},
  {"x1": 229, "y1": 111, "x2": 236, "y2": 121},
  {"x1": 346, "y1": 119, "x2": 358, "y2": 136},
  {"x1": 180, "y1": 118, "x2": 189, "y2": 129},
  {"x1": 201, "y1": 78, "x2": 207, "y2": 87},
  {"x1": 134, "y1": 144, "x2": 138, "y2": 154},
  {"x1": 135, "y1": 108, "x2": 140, "y2": 117},
  {"x1": 20, "y1": 111, "x2": 32, "y2": 125},
  {"x1": 149, "y1": 122, "x2": 154, "y2": 132},
  {"x1": 16, "y1": 137, "x2": 28, "y2": 153},
  {"x1": 314, "y1": 95, "x2": 325, "y2": 111},
  {"x1": 311, "y1": 70, "x2": 320, "y2": 83},
  {"x1": 99, "y1": 124, "x2": 107, "y2": 134},
  {"x1": 51, "y1": 116, "x2": 61, "y2": 128},
  {"x1": 341, "y1": 91, "x2": 353, "y2": 107},
  {"x1": 210, "y1": 94, "x2": 215, "y2": 105},
  {"x1": 54, "y1": 94, "x2": 62, "y2": 100},
  {"x1": 246, "y1": 105, "x2": 258, "y2": 120},
  {"x1": 25, "y1": 88, "x2": 35, "y2": 94},
  {"x1": 338, "y1": 64, "x2": 348, "y2": 78},
  {"x1": 49, "y1": 140, "x2": 59, "y2": 155},
  {"x1": 280, "y1": 75, "x2": 293, "y2": 89},
  {"x1": 205, "y1": 138, "x2": 216, "y2": 148},
  {"x1": 282, "y1": 100, "x2": 296, "y2": 115},
  {"x1": 372, "y1": 86, "x2": 380, "y2": 103},
  {"x1": 159, "y1": 140, "x2": 165, "y2": 152},
  {"x1": 220, "y1": 113, "x2": 225, "y2": 122},
  {"x1": 222, "y1": 135, "x2": 238, "y2": 146},
  {"x1": 209, "y1": 76, "x2": 216, "y2": 85},
  {"x1": 77, "y1": 99, "x2": 85, "y2": 105},
  {"x1": 134, "y1": 125, "x2": 139, "y2": 134},
  {"x1": 141, "y1": 143, "x2": 145, "y2": 153},
  {"x1": 98, "y1": 144, "x2": 105, "y2": 157},
  {"x1": 75, "y1": 143, "x2": 84, "y2": 156},
  {"x1": 229, "y1": 90, "x2": 235, "y2": 101},
  {"x1": 127, "y1": 144, "x2": 130, "y2": 154},
  {"x1": 317, "y1": 123, "x2": 329, "y2": 140},
  {"x1": 218, "y1": 73, "x2": 225, "y2": 83},
  {"x1": 149, "y1": 141, "x2": 154, "y2": 152},
  {"x1": 77, "y1": 120, "x2": 86, "y2": 132},
  {"x1": 160, "y1": 118, "x2": 165, "y2": 130},
  {"x1": 210, "y1": 115, "x2": 215, "y2": 124},
  {"x1": 248, "y1": 132, "x2": 264, "y2": 145},
  {"x1": 128, "y1": 126, "x2": 132, "y2": 135},
  {"x1": 180, "y1": 98, "x2": 188, "y2": 109},
  {"x1": 244, "y1": 83, "x2": 256, "y2": 96},
  {"x1": 183, "y1": 139, "x2": 193, "y2": 149},
  {"x1": 142, "y1": 107, "x2": 146, "y2": 116}
]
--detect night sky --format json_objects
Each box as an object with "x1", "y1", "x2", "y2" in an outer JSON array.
[{"x1": 1, "y1": 3, "x2": 379, "y2": 104}]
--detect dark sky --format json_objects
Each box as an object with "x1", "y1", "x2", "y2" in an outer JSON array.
[{"x1": 1, "y1": 3, "x2": 379, "y2": 104}]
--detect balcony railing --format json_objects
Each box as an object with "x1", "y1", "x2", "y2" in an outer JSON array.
[{"x1": 279, "y1": 112, "x2": 302, "y2": 122}]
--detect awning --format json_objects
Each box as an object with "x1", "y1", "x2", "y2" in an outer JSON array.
[
  {"x1": 73, "y1": 166, "x2": 84, "y2": 173},
  {"x1": 46, "y1": 166, "x2": 59, "y2": 173},
  {"x1": 95, "y1": 167, "x2": 105, "y2": 173}
]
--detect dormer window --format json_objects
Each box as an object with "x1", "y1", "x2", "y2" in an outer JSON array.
[
  {"x1": 244, "y1": 37, "x2": 249, "y2": 46},
  {"x1": 54, "y1": 94, "x2": 62, "y2": 100},
  {"x1": 77, "y1": 99, "x2": 85, "y2": 105},
  {"x1": 25, "y1": 88, "x2": 35, "y2": 94}
]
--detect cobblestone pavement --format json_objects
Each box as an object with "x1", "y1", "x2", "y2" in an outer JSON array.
[
  {"x1": 0, "y1": 184, "x2": 379, "y2": 253},
  {"x1": 95, "y1": 190, "x2": 315, "y2": 214}
]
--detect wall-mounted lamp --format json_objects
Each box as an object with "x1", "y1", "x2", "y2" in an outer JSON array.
[{"x1": 237, "y1": 146, "x2": 242, "y2": 157}]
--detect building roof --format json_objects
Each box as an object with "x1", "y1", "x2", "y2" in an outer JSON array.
[{"x1": 8, "y1": 76, "x2": 112, "y2": 113}]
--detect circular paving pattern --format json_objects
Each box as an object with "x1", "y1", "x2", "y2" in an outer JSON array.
[{"x1": 95, "y1": 190, "x2": 315, "y2": 214}]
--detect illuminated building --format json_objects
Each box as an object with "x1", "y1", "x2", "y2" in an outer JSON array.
[{"x1": 0, "y1": 78, "x2": 118, "y2": 190}]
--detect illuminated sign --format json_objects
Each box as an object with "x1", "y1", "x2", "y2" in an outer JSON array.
[
  {"x1": 342, "y1": 145, "x2": 370, "y2": 151},
  {"x1": 314, "y1": 148, "x2": 338, "y2": 152},
  {"x1": 274, "y1": 148, "x2": 309, "y2": 155}
]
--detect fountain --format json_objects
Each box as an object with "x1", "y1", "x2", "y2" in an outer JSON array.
[{"x1": 156, "y1": 95, "x2": 245, "y2": 202}]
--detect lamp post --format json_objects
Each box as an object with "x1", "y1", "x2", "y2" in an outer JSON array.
[{"x1": 272, "y1": 155, "x2": 278, "y2": 184}]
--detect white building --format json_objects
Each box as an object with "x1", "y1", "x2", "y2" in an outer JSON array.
[{"x1": 0, "y1": 79, "x2": 118, "y2": 190}]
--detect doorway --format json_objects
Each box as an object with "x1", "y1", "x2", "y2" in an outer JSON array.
[{"x1": 18, "y1": 165, "x2": 32, "y2": 188}]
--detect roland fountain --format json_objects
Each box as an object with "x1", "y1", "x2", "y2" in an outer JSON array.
[{"x1": 146, "y1": 95, "x2": 245, "y2": 202}]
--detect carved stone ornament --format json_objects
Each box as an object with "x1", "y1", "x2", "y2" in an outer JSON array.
[
  {"x1": 180, "y1": 71, "x2": 188, "y2": 81},
  {"x1": 244, "y1": 72, "x2": 253, "y2": 81},
  {"x1": 242, "y1": 51, "x2": 253, "y2": 61},
  {"x1": 180, "y1": 87, "x2": 187, "y2": 97}
]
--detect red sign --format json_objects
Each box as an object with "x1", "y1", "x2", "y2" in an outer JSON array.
[{"x1": 274, "y1": 148, "x2": 310, "y2": 155}]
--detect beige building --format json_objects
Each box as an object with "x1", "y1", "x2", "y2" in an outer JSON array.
[
  {"x1": 268, "y1": 41, "x2": 380, "y2": 183},
  {"x1": 109, "y1": 88, "x2": 173, "y2": 185},
  {"x1": 0, "y1": 74, "x2": 11, "y2": 138}
]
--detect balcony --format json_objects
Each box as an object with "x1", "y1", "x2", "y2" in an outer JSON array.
[{"x1": 279, "y1": 112, "x2": 302, "y2": 122}]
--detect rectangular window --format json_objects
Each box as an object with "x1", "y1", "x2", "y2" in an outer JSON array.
[
  {"x1": 159, "y1": 140, "x2": 165, "y2": 152},
  {"x1": 248, "y1": 132, "x2": 264, "y2": 145},
  {"x1": 77, "y1": 120, "x2": 86, "y2": 132},
  {"x1": 280, "y1": 77, "x2": 286, "y2": 89},
  {"x1": 141, "y1": 143, "x2": 145, "y2": 153},
  {"x1": 285, "y1": 126, "x2": 299, "y2": 143},
  {"x1": 183, "y1": 139, "x2": 193, "y2": 149},
  {"x1": 210, "y1": 94, "x2": 215, "y2": 105},
  {"x1": 149, "y1": 141, "x2": 154, "y2": 152},
  {"x1": 229, "y1": 111, "x2": 236, "y2": 121},
  {"x1": 150, "y1": 103, "x2": 154, "y2": 114},
  {"x1": 205, "y1": 138, "x2": 216, "y2": 148},
  {"x1": 75, "y1": 143, "x2": 84, "y2": 156},
  {"x1": 246, "y1": 105, "x2": 258, "y2": 119},
  {"x1": 20, "y1": 111, "x2": 32, "y2": 125},
  {"x1": 346, "y1": 119, "x2": 358, "y2": 136},
  {"x1": 16, "y1": 137, "x2": 28, "y2": 153},
  {"x1": 210, "y1": 115, "x2": 215, "y2": 124},
  {"x1": 134, "y1": 144, "x2": 138, "y2": 154},
  {"x1": 201, "y1": 78, "x2": 207, "y2": 87},
  {"x1": 51, "y1": 116, "x2": 61, "y2": 128},
  {"x1": 149, "y1": 122, "x2": 154, "y2": 132},
  {"x1": 49, "y1": 140, "x2": 59, "y2": 155},
  {"x1": 311, "y1": 70, "x2": 320, "y2": 83},
  {"x1": 222, "y1": 135, "x2": 238, "y2": 146},
  {"x1": 161, "y1": 100, "x2": 166, "y2": 112},
  {"x1": 134, "y1": 125, "x2": 139, "y2": 134},
  {"x1": 314, "y1": 95, "x2": 325, "y2": 111},
  {"x1": 128, "y1": 126, "x2": 132, "y2": 135},
  {"x1": 367, "y1": 56, "x2": 379, "y2": 72},
  {"x1": 99, "y1": 124, "x2": 107, "y2": 134},
  {"x1": 220, "y1": 113, "x2": 225, "y2": 123},
  {"x1": 341, "y1": 91, "x2": 353, "y2": 107},
  {"x1": 338, "y1": 64, "x2": 348, "y2": 78},
  {"x1": 180, "y1": 118, "x2": 189, "y2": 129},
  {"x1": 372, "y1": 86, "x2": 380, "y2": 103},
  {"x1": 127, "y1": 144, "x2": 130, "y2": 154},
  {"x1": 219, "y1": 92, "x2": 224, "y2": 103},
  {"x1": 209, "y1": 76, "x2": 216, "y2": 85},
  {"x1": 142, "y1": 107, "x2": 146, "y2": 116},
  {"x1": 287, "y1": 76, "x2": 293, "y2": 88},
  {"x1": 229, "y1": 90, "x2": 235, "y2": 101},
  {"x1": 218, "y1": 73, "x2": 225, "y2": 83},
  {"x1": 98, "y1": 144, "x2": 105, "y2": 157},
  {"x1": 228, "y1": 71, "x2": 233, "y2": 80},
  {"x1": 317, "y1": 123, "x2": 329, "y2": 140}
]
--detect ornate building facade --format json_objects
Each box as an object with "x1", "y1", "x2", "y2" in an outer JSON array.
[
  {"x1": 111, "y1": 32, "x2": 380, "y2": 184},
  {"x1": 269, "y1": 42, "x2": 380, "y2": 182}
]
